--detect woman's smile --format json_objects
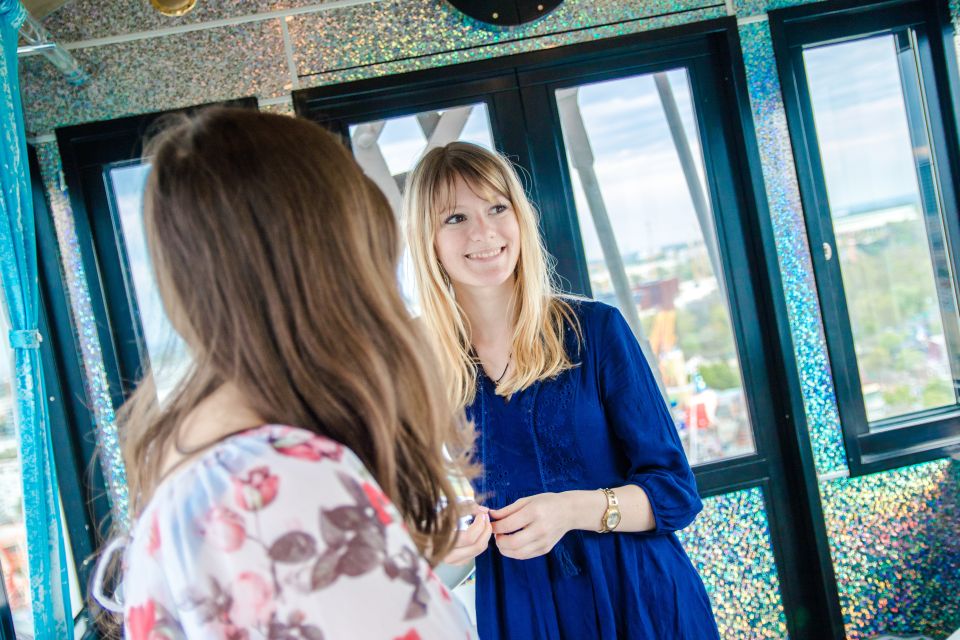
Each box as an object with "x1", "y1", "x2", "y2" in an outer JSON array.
[{"x1": 466, "y1": 245, "x2": 506, "y2": 260}]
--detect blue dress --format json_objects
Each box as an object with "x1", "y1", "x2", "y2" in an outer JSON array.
[{"x1": 468, "y1": 299, "x2": 719, "y2": 640}]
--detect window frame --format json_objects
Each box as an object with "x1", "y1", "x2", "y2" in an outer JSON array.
[
  {"x1": 517, "y1": 42, "x2": 787, "y2": 487},
  {"x1": 770, "y1": 0, "x2": 960, "y2": 476},
  {"x1": 55, "y1": 98, "x2": 258, "y2": 409}
]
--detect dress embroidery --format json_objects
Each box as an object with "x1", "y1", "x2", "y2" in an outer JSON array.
[
  {"x1": 468, "y1": 300, "x2": 718, "y2": 640},
  {"x1": 532, "y1": 369, "x2": 581, "y2": 490}
]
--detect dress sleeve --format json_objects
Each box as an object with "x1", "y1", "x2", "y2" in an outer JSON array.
[
  {"x1": 596, "y1": 306, "x2": 703, "y2": 534},
  {"x1": 123, "y1": 427, "x2": 473, "y2": 640}
]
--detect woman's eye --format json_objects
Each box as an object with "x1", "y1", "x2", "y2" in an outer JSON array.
[
  {"x1": 492, "y1": 204, "x2": 509, "y2": 214},
  {"x1": 444, "y1": 213, "x2": 466, "y2": 225}
]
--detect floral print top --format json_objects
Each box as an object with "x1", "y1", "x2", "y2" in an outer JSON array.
[{"x1": 121, "y1": 425, "x2": 475, "y2": 640}]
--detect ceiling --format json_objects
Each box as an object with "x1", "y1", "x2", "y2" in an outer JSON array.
[{"x1": 23, "y1": 0, "x2": 72, "y2": 20}]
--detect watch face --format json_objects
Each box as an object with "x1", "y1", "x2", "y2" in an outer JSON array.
[{"x1": 606, "y1": 511, "x2": 621, "y2": 529}]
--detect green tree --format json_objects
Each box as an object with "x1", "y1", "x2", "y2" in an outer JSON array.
[
  {"x1": 921, "y1": 379, "x2": 955, "y2": 409},
  {"x1": 698, "y1": 361, "x2": 740, "y2": 390},
  {"x1": 882, "y1": 384, "x2": 915, "y2": 413}
]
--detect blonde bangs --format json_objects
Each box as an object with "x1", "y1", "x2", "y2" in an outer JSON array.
[{"x1": 404, "y1": 142, "x2": 580, "y2": 411}]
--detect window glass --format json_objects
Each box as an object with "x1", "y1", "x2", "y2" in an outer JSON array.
[
  {"x1": 108, "y1": 164, "x2": 192, "y2": 403},
  {"x1": 556, "y1": 70, "x2": 755, "y2": 465},
  {"x1": 804, "y1": 34, "x2": 960, "y2": 424},
  {"x1": 349, "y1": 104, "x2": 495, "y2": 313}
]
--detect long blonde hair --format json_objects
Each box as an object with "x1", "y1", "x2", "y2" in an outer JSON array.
[
  {"x1": 112, "y1": 108, "x2": 474, "y2": 565},
  {"x1": 403, "y1": 142, "x2": 578, "y2": 409}
]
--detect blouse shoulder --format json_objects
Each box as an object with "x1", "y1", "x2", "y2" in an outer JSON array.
[{"x1": 122, "y1": 425, "x2": 472, "y2": 639}]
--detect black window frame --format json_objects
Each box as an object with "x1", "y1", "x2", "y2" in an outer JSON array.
[
  {"x1": 22, "y1": 146, "x2": 109, "y2": 635},
  {"x1": 516, "y1": 38, "x2": 787, "y2": 490},
  {"x1": 770, "y1": 0, "x2": 960, "y2": 476},
  {"x1": 54, "y1": 98, "x2": 258, "y2": 413},
  {"x1": 295, "y1": 18, "x2": 847, "y2": 637}
]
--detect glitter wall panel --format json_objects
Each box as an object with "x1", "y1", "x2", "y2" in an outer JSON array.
[
  {"x1": 42, "y1": 0, "x2": 356, "y2": 43},
  {"x1": 289, "y1": 0, "x2": 719, "y2": 79},
  {"x1": 34, "y1": 142, "x2": 130, "y2": 525},
  {"x1": 20, "y1": 19, "x2": 288, "y2": 134},
  {"x1": 259, "y1": 97, "x2": 295, "y2": 115},
  {"x1": 297, "y1": 7, "x2": 726, "y2": 87},
  {"x1": 738, "y1": 20, "x2": 846, "y2": 475},
  {"x1": 20, "y1": 2, "x2": 731, "y2": 134},
  {"x1": 821, "y1": 460, "x2": 960, "y2": 640},
  {"x1": 296, "y1": 7, "x2": 727, "y2": 87},
  {"x1": 678, "y1": 487, "x2": 788, "y2": 640}
]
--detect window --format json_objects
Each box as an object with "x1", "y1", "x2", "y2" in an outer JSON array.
[
  {"x1": 106, "y1": 163, "x2": 191, "y2": 403},
  {"x1": 556, "y1": 69, "x2": 755, "y2": 465},
  {"x1": 349, "y1": 103, "x2": 495, "y2": 312},
  {"x1": 772, "y1": 0, "x2": 960, "y2": 474},
  {"x1": 56, "y1": 98, "x2": 257, "y2": 407}
]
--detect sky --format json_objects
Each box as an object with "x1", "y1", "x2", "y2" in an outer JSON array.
[
  {"x1": 804, "y1": 34, "x2": 923, "y2": 216},
  {"x1": 110, "y1": 163, "x2": 190, "y2": 399}
]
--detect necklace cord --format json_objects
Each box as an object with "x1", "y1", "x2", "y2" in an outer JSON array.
[{"x1": 494, "y1": 353, "x2": 511, "y2": 385}]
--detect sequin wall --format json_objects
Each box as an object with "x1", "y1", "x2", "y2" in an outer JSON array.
[
  {"x1": 33, "y1": 143, "x2": 129, "y2": 525},
  {"x1": 20, "y1": 0, "x2": 728, "y2": 134},
  {"x1": 679, "y1": 488, "x2": 788, "y2": 639},
  {"x1": 17, "y1": 0, "x2": 960, "y2": 638},
  {"x1": 822, "y1": 461, "x2": 960, "y2": 639},
  {"x1": 737, "y1": 18, "x2": 846, "y2": 477}
]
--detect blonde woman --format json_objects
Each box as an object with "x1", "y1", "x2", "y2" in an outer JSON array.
[
  {"x1": 92, "y1": 109, "x2": 476, "y2": 639},
  {"x1": 404, "y1": 142, "x2": 719, "y2": 639}
]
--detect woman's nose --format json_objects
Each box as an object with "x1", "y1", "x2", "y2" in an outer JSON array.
[{"x1": 469, "y1": 214, "x2": 494, "y2": 240}]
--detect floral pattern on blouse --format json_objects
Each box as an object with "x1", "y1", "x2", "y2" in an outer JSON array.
[{"x1": 121, "y1": 425, "x2": 475, "y2": 640}]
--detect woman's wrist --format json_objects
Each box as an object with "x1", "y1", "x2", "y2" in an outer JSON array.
[{"x1": 562, "y1": 489, "x2": 608, "y2": 532}]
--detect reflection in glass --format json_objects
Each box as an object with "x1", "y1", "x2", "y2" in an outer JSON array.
[
  {"x1": 350, "y1": 104, "x2": 494, "y2": 615},
  {"x1": 109, "y1": 164, "x2": 193, "y2": 403},
  {"x1": 349, "y1": 104, "x2": 495, "y2": 313},
  {"x1": 556, "y1": 70, "x2": 755, "y2": 465},
  {"x1": 804, "y1": 35, "x2": 960, "y2": 424}
]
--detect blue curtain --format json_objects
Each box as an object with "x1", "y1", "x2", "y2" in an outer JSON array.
[{"x1": 0, "y1": 2, "x2": 74, "y2": 637}]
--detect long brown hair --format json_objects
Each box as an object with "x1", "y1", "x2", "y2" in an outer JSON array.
[{"x1": 113, "y1": 107, "x2": 473, "y2": 567}]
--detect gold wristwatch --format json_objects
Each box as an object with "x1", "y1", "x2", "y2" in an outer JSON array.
[{"x1": 598, "y1": 488, "x2": 621, "y2": 533}]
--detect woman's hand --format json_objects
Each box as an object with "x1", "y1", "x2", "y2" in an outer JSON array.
[
  {"x1": 489, "y1": 493, "x2": 575, "y2": 560},
  {"x1": 442, "y1": 503, "x2": 492, "y2": 566}
]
